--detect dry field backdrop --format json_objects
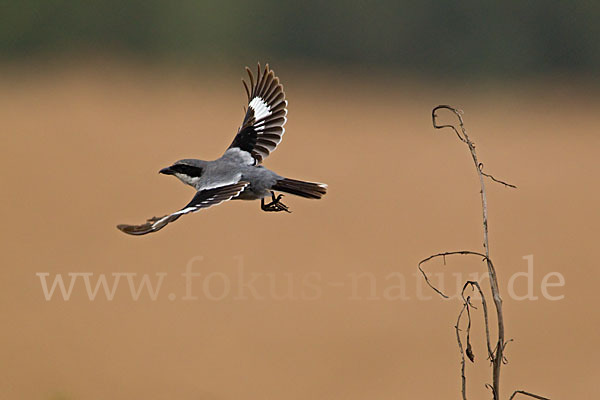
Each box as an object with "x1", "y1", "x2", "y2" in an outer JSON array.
[{"x1": 1, "y1": 60, "x2": 598, "y2": 399}]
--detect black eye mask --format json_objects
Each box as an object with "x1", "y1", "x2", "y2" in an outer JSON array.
[{"x1": 171, "y1": 164, "x2": 204, "y2": 177}]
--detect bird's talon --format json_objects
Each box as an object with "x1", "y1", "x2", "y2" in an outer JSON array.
[{"x1": 261, "y1": 192, "x2": 291, "y2": 213}]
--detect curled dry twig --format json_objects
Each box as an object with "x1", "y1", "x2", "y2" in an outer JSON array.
[
  {"x1": 479, "y1": 163, "x2": 517, "y2": 189},
  {"x1": 418, "y1": 251, "x2": 488, "y2": 298},
  {"x1": 462, "y1": 281, "x2": 493, "y2": 360},
  {"x1": 464, "y1": 297, "x2": 475, "y2": 363},
  {"x1": 419, "y1": 105, "x2": 548, "y2": 400}
]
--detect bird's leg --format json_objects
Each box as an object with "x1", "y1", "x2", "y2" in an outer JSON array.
[{"x1": 261, "y1": 191, "x2": 291, "y2": 213}]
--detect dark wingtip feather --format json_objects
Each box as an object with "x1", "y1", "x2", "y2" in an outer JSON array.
[
  {"x1": 242, "y1": 79, "x2": 250, "y2": 99},
  {"x1": 255, "y1": 63, "x2": 262, "y2": 94},
  {"x1": 245, "y1": 66, "x2": 254, "y2": 93},
  {"x1": 117, "y1": 223, "x2": 153, "y2": 236}
]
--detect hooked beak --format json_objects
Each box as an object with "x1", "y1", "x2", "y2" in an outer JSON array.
[{"x1": 159, "y1": 167, "x2": 175, "y2": 175}]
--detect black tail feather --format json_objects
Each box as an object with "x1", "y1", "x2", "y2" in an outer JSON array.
[{"x1": 272, "y1": 178, "x2": 327, "y2": 199}]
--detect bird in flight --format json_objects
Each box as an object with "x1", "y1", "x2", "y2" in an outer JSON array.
[{"x1": 117, "y1": 63, "x2": 327, "y2": 235}]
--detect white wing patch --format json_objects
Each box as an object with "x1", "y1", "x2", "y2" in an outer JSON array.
[
  {"x1": 249, "y1": 97, "x2": 272, "y2": 121},
  {"x1": 152, "y1": 207, "x2": 195, "y2": 226},
  {"x1": 222, "y1": 148, "x2": 254, "y2": 166},
  {"x1": 227, "y1": 64, "x2": 288, "y2": 164}
]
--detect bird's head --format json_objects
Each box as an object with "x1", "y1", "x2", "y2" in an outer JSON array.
[{"x1": 159, "y1": 159, "x2": 206, "y2": 187}]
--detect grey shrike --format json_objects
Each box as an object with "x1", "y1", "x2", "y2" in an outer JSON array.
[{"x1": 117, "y1": 63, "x2": 327, "y2": 235}]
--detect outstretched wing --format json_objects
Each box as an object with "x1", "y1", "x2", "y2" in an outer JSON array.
[
  {"x1": 228, "y1": 63, "x2": 287, "y2": 164},
  {"x1": 117, "y1": 182, "x2": 249, "y2": 236}
]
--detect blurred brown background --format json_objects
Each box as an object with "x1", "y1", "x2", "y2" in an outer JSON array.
[{"x1": 1, "y1": 1, "x2": 599, "y2": 399}]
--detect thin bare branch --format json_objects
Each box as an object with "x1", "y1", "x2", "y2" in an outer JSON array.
[
  {"x1": 486, "y1": 383, "x2": 496, "y2": 398},
  {"x1": 456, "y1": 302, "x2": 468, "y2": 400},
  {"x1": 508, "y1": 390, "x2": 550, "y2": 400},
  {"x1": 433, "y1": 105, "x2": 505, "y2": 398},
  {"x1": 462, "y1": 281, "x2": 494, "y2": 360},
  {"x1": 423, "y1": 105, "x2": 547, "y2": 399},
  {"x1": 501, "y1": 339, "x2": 514, "y2": 364},
  {"x1": 422, "y1": 105, "x2": 529, "y2": 399},
  {"x1": 465, "y1": 297, "x2": 475, "y2": 363},
  {"x1": 417, "y1": 251, "x2": 488, "y2": 299},
  {"x1": 432, "y1": 105, "x2": 467, "y2": 142},
  {"x1": 479, "y1": 163, "x2": 517, "y2": 188}
]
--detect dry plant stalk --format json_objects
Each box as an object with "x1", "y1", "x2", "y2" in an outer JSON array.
[{"x1": 418, "y1": 106, "x2": 549, "y2": 400}]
